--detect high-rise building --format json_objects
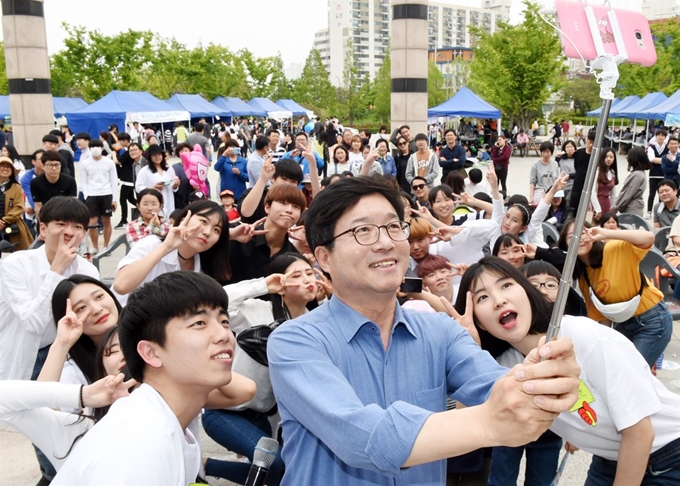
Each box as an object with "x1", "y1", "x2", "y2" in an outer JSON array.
[
  {"x1": 641, "y1": 0, "x2": 679, "y2": 21},
  {"x1": 315, "y1": 0, "x2": 510, "y2": 87}
]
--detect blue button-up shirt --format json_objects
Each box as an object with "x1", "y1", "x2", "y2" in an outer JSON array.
[{"x1": 268, "y1": 297, "x2": 507, "y2": 485}]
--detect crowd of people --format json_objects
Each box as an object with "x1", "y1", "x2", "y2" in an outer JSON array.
[{"x1": 0, "y1": 116, "x2": 679, "y2": 486}]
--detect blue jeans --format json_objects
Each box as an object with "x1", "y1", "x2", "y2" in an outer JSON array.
[
  {"x1": 31, "y1": 345, "x2": 57, "y2": 481},
  {"x1": 488, "y1": 439, "x2": 562, "y2": 486},
  {"x1": 586, "y1": 436, "x2": 680, "y2": 485},
  {"x1": 614, "y1": 301, "x2": 673, "y2": 367},
  {"x1": 202, "y1": 408, "x2": 283, "y2": 486}
]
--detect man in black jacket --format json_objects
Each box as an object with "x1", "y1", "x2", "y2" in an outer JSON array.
[{"x1": 438, "y1": 129, "x2": 467, "y2": 181}]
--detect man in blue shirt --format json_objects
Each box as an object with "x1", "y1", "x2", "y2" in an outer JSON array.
[
  {"x1": 268, "y1": 177, "x2": 580, "y2": 485},
  {"x1": 280, "y1": 131, "x2": 325, "y2": 183}
]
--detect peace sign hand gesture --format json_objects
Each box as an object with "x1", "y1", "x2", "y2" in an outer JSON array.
[
  {"x1": 439, "y1": 292, "x2": 481, "y2": 345},
  {"x1": 55, "y1": 298, "x2": 88, "y2": 348},
  {"x1": 162, "y1": 211, "x2": 201, "y2": 252}
]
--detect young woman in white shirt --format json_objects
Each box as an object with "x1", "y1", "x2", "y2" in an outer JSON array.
[
  {"x1": 452, "y1": 257, "x2": 680, "y2": 486},
  {"x1": 134, "y1": 144, "x2": 179, "y2": 214},
  {"x1": 347, "y1": 134, "x2": 364, "y2": 169},
  {"x1": 328, "y1": 145, "x2": 351, "y2": 175},
  {"x1": 203, "y1": 252, "x2": 322, "y2": 485},
  {"x1": 37, "y1": 276, "x2": 121, "y2": 392},
  {"x1": 112, "y1": 199, "x2": 231, "y2": 306}
]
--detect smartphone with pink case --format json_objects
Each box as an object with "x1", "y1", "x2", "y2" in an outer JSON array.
[
  {"x1": 554, "y1": 0, "x2": 656, "y2": 67},
  {"x1": 610, "y1": 7, "x2": 657, "y2": 66},
  {"x1": 554, "y1": 0, "x2": 598, "y2": 60}
]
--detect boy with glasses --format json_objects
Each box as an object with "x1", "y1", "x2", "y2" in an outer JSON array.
[
  {"x1": 30, "y1": 150, "x2": 77, "y2": 218},
  {"x1": 267, "y1": 177, "x2": 580, "y2": 485}
]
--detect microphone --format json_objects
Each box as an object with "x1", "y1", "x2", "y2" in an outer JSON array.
[{"x1": 245, "y1": 437, "x2": 280, "y2": 486}]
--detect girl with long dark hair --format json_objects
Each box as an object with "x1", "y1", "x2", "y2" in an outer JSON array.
[
  {"x1": 112, "y1": 199, "x2": 231, "y2": 306},
  {"x1": 452, "y1": 257, "x2": 680, "y2": 486},
  {"x1": 203, "y1": 253, "x2": 323, "y2": 485}
]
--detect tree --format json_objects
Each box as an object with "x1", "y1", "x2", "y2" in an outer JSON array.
[
  {"x1": 468, "y1": 0, "x2": 565, "y2": 129},
  {"x1": 293, "y1": 48, "x2": 338, "y2": 118},
  {"x1": 617, "y1": 20, "x2": 680, "y2": 97},
  {"x1": 0, "y1": 43, "x2": 7, "y2": 95},
  {"x1": 373, "y1": 49, "x2": 391, "y2": 123},
  {"x1": 341, "y1": 38, "x2": 361, "y2": 126},
  {"x1": 428, "y1": 60, "x2": 448, "y2": 107},
  {"x1": 50, "y1": 24, "x2": 155, "y2": 101},
  {"x1": 561, "y1": 76, "x2": 601, "y2": 116}
]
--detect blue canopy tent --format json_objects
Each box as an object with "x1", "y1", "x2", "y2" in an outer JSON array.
[
  {"x1": 427, "y1": 87, "x2": 501, "y2": 118},
  {"x1": 247, "y1": 98, "x2": 293, "y2": 120},
  {"x1": 616, "y1": 92, "x2": 667, "y2": 119},
  {"x1": 275, "y1": 99, "x2": 313, "y2": 117},
  {"x1": 639, "y1": 90, "x2": 680, "y2": 121},
  {"x1": 53, "y1": 97, "x2": 88, "y2": 117},
  {"x1": 0, "y1": 95, "x2": 88, "y2": 119},
  {"x1": 165, "y1": 94, "x2": 231, "y2": 118},
  {"x1": 0, "y1": 96, "x2": 10, "y2": 119},
  {"x1": 212, "y1": 97, "x2": 266, "y2": 117},
  {"x1": 607, "y1": 96, "x2": 640, "y2": 118},
  {"x1": 66, "y1": 90, "x2": 190, "y2": 137},
  {"x1": 587, "y1": 98, "x2": 621, "y2": 117}
]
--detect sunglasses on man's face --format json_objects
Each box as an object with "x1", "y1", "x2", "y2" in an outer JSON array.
[
  {"x1": 398, "y1": 142, "x2": 408, "y2": 146},
  {"x1": 412, "y1": 184, "x2": 426, "y2": 190}
]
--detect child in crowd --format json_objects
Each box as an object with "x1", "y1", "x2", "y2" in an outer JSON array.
[
  {"x1": 528, "y1": 141, "x2": 559, "y2": 206},
  {"x1": 125, "y1": 188, "x2": 170, "y2": 246},
  {"x1": 219, "y1": 189, "x2": 240, "y2": 225},
  {"x1": 464, "y1": 168, "x2": 492, "y2": 197}
]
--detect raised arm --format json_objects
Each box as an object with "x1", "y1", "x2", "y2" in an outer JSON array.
[{"x1": 240, "y1": 153, "x2": 274, "y2": 219}]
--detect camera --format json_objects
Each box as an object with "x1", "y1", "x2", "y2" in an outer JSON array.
[{"x1": 635, "y1": 32, "x2": 642, "y2": 39}]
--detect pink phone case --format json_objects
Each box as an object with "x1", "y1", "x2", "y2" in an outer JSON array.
[
  {"x1": 555, "y1": 1, "x2": 657, "y2": 66},
  {"x1": 554, "y1": 0, "x2": 598, "y2": 60},
  {"x1": 611, "y1": 7, "x2": 657, "y2": 66}
]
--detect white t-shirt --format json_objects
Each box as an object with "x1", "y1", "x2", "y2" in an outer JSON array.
[
  {"x1": 497, "y1": 316, "x2": 680, "y2": 461},
  {"x1": 53, "y1": 384, "x2": 201, "y2": 486},
  {"x1": 134, "y1": 165, "x2": 178, "y2": 213},
  {"x1": 80, "y1": 155, "x2": 119, "y2": 200},
  {"x1": 0, "y1": 247, "x2": 99, "y2": 380},
  {"x1": 112, "y1": 235, "x2": 201, "y2": 306}
]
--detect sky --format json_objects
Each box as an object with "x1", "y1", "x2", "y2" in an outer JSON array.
[{"x1": 1, "y1": 0, "x2": 647, "y2": 68}]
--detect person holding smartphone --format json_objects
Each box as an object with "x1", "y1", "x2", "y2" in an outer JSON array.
[{"x1": 215, "y1": 139, "x2": 249, "y2": 200}]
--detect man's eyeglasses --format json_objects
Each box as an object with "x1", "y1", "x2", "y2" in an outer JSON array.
[
  {"x1": 411, "y1": 184, "x2": 426, "y2": 191},
  {"x1": 322, "y1": 221, "x2": 410, "y2": 247},
  {"x1": 531, "y1": 280, "x2": 559, "y2": 291},
  {"x1": 44, "y1": 163, "x2": 61, "y2": 169}
]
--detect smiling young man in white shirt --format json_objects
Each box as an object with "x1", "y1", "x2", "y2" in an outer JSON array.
[
  {"x1": 0, "y1": 197, "x2": 99, "y2": 381},
  {"x1": 52, "y1": 271, "x2": 235, "y2": 485}
]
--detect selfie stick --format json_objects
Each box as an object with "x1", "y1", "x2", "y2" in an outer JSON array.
[{"x1": 545, "y1": 4, "x2": 628, "y2": 343}]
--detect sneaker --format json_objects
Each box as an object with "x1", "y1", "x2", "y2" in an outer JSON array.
[{"x1": 115, "y1": 221, "x2": 127, "y2": 229}]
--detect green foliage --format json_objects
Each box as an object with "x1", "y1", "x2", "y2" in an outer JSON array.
[
  {"x1": 617, "y1": 20, "x2": 680, "y2": 97},
  {"x1": 48, "y1": 23, "x2": 302, "y2": 104},
  {"x1": 428, "y1": 60, "x2": 448, "y2": 107},
  {"x1": 339, "y1": 38, "x2": 363, "y2": 126},
  {"x1": 373, "y1": 49, "x2": 391, "y2": 123},
  {"x1": 561, "y1": 76, "x2": 601, "y2": 116},
  {"x1": 0, "y1": 42, "x2": 7, "y2": 95},
  {"x1": 292, "y1": 48, "x2": 338, "y2": 118},
  {"x1": 468, "y1": 0, "x2": 565, "y2": 128}
]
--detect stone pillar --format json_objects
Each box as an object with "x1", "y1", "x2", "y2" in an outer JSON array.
[
  {"x1": 391, "y1": 0, "x2": 428, "y2": 137},
  {"x1": 2, "y1": 0, "x2": 53, "y2": 161}
]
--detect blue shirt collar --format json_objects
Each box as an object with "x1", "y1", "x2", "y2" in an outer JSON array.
[{"x1": 328, "y1": 296, "x2": 418, "y2": 343}]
